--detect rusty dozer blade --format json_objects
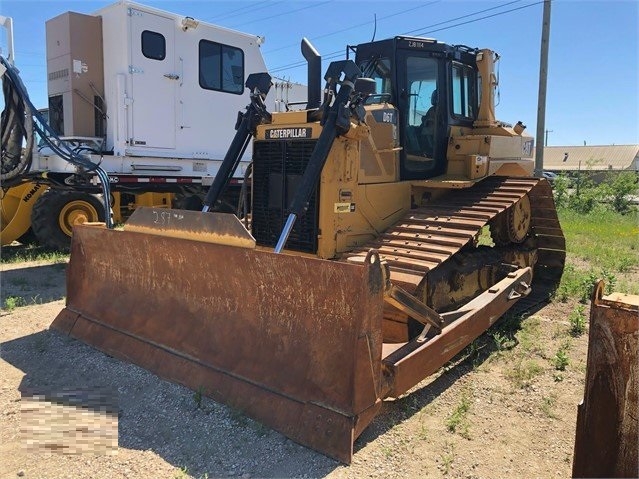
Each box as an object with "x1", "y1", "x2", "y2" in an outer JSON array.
[
  {"x1": 52, "y1": 208, "x2": 535, "y2": 463},
  {"x1": 123, "y1": 207, "x2": 256, "y2": 248},
  {"x1": 52, "y1": 214, "x2": 386, "y2": 463}
]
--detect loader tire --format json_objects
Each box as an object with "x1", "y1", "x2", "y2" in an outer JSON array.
[
  {"x1": 17, "y1": 228, "x2": 37, "y2": 245},
  {"x1": 31, "y1": 190, "x2": 106, "y2": 252},
  {"x1": 173, "y1": 193, "x2": 203, "y2": 211}
]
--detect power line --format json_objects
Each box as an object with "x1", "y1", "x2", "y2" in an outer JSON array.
[
  {"x1": 229, "y1": 1, "x2": 334, "y2": 30},
  {"x1": 412, "y1": 1, "x2": 543, "y2": 37},
  {"x1": 403, "y1": 0, "x2": 525, "y2": 36},
  {"x1": 269, "y1": 1, "x2": 541, "y2": 74},
  {"x1": 205, "y1": 2, "x2": 286, "y2": 22},
  {"x1": 263, "y1": 1, "x2": 441, "y2": 55}
]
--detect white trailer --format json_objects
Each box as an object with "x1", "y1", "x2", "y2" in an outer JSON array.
[
  {"x1": 1, "y1": 1, "x2": 309, "y2": 250},
  {"x1": 43, "y1": 0, "x2": 277, "y2": 184}
]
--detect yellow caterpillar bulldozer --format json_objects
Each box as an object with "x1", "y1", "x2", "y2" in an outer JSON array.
[{"x1": 52, "y1": 37, "x2": 565, "y2": 463}]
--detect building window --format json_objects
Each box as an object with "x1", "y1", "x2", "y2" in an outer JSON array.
[
  {"x1": 199, "y1": 40, "x2": 244, "y2": 94},
  {"x1": 141, "y1": 30, "x2": 166, "y2": 61},
  {"x1": 452, "y1": 63, "x2": 476, "y2": 118}
]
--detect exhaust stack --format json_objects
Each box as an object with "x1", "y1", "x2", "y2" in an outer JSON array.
[{"x1": 301, "y1": 38, "x2": 321, "y2": 109}]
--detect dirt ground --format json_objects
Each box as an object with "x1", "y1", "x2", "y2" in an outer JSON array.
[{"x1": 0, "y1": 257, "x2": 597, "y2": 478}]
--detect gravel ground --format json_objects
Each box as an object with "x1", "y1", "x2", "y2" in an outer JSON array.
[{"x1": 0, "y1": 258, "x2": 600, "y2": 478}]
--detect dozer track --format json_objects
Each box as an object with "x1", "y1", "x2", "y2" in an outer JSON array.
[{"x1": 343, "y1": 175, "x2": 565, "y2": 320}]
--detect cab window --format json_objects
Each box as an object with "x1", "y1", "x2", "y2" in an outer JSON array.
[
  {"x1": 359, "y1": 57, "x2": 392, "y2": 102},
  {"x1": 452, "y1": 62, "x2": 476, "y2": 118}
]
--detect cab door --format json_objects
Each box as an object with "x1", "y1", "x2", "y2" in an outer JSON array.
[
  {"x1": 128, "y1": 8, "x2": 176, "y2": 149},
  {"x1": 397, "y1": 53, "x2": 444, "y2": 180}
]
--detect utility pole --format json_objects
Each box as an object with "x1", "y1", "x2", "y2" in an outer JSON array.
[
  {"x1": 545, "y1": 129, "x2": 553, "y2": 146},
  {"x1": 534, "y1": 0, "x2": 552, "y2": 177}
]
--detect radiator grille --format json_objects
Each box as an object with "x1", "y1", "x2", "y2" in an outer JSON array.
[{"x1": 252, "y1": 139, "x2": 319, "y2": 253}]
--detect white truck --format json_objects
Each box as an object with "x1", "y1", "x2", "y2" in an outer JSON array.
[{"x1": 1, "y1": 0, "x2": 307, "y2": 250}]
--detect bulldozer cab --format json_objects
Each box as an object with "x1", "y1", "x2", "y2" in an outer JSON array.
[{"x1": 354, "y1": 37, "x2": 479, "y2": 180}]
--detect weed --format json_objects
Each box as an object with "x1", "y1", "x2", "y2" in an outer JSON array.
[
  {"x1": 552, "y1": 348, "x2": 569, "y2": 371},
  {"x1": 601, "y1": 270, "x2": 618, "y2": 294},
  {"x1": 446, "y1": 390, "x2": 471, "y2": 439},
  {"x1": 439, "y1": 442, "x2": 455, "y2": 475},
  {"x1": 3, "y1": 296, "x2": 26, "y2": 311},
  {"x1": 418, "y1": 421, "x2": 428, "y2": 441},
  {"x1": 568, "y1": 305, "x2": 587, "y2": 337},
  {"x1": 517, "y1": 317, "x2": 543, "y2": 356},
  {"x1": 381, "y1": 444, "x2": 395, "y2": 459},
  {"x1": 174, "y1": 466, "x2": 189, "y2": 479},
  {"x1": 540, "y1": 395, "x2": 558, "y2": 419},
  {"x1": 507, "y1": 360, "x2": 543, "y2": 389},
  {"x1": 193, "y1": 386, "x2": 205, "y2": 409},
  {"x1": 494, "y1": 312, "x2": 524, "y2": 336},
  {"x1": 492, "y1": 331, "x2": 516, "y2": 353},
  {"x1": 229, "y1": 406, "x2": 249, "y2": 427}
]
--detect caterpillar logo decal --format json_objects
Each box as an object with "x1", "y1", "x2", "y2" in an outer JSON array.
[
  {"x1": 265, "y1": 128, "x2": 312, "y2": 140},
  {"x1": 334, "y1": 202, "x2": 356, "y2": 213},
  {"x1": 22, "y1": 184, "x2": 43, "y2": 203}
]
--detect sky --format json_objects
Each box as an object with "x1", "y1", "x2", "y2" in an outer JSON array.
[{"x1": 1, "y1": 0, "x2": 637, "y2": 147}]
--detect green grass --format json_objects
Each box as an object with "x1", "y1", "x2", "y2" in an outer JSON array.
[
  {"x1": 559, "y1": 207, "x2": 638, "y2": 271},
  {"x1": 0, "y1": 243, "x2": 69, "y2": 264},
  {"x1": 556, "y1": 208, "x2": 639, "y2": 298}
]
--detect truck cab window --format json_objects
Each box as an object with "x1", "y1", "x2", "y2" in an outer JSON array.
[{"x1": 199, "y1": 40, "x2": 244, "y2": 94}]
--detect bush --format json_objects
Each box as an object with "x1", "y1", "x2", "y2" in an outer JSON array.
[
  {"x1": 554, "y1": 171, "x2": 638, "y2": 215},
  {"x1": 609, "y1": 172, "x2": 638, "y2": 214}
]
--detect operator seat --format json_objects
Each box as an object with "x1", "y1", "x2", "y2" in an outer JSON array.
[{"x1": 419, "y1": 89, "x2": 437, "y2": 157}]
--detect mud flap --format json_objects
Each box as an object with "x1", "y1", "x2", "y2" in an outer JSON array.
[{"x1": 52, "y1": 219, "x2": 386, "y2": 463}]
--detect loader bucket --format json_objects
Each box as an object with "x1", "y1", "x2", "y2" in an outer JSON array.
[{"x1": 52, "y1": 208, "x2": 387, "y2": 463}]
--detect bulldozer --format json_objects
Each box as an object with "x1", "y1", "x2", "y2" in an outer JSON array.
[{"x1": 51, "y1": 36, "x2": 565, "y2": 463}]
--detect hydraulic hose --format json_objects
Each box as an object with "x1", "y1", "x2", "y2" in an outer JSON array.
[{"x1": 0, "y1": 55, "x2": 113, "y2": 228}]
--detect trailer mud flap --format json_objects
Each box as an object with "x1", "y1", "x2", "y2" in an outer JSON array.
[{"x1": 52, "y1": 222, "x2": 387, "y2": 463}]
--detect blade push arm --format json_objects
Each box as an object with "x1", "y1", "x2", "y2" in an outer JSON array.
[
  {"x1": 274, "y1": 60, "x2": 361, "y2": 253},
  {"x1": 202, "y1": 72, "x2": 272, "y2": 212}
]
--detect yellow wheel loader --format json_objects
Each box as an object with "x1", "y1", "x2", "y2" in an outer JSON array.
[
  {"x1": 52, "y1": 37, "x2": 565, "y2": 463},
  {"x1": 0, "y1": 184, "x2": 172, "y2": 250}
]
